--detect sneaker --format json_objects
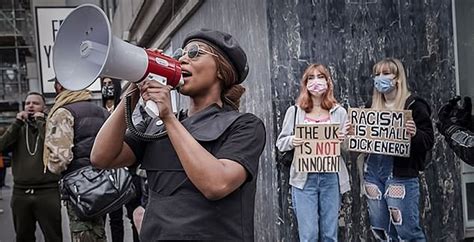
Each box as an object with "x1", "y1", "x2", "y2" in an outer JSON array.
[{"x1": 0, "y1": 208, "x2": 4, "y2": 214}]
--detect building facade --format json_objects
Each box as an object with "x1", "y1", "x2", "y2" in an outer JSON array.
[
  {"x1": 109, "y1": 1, "x2": 474, "y2": 240},
  {"x1": 0, "y1": 0, "x2": 35, "y2": 124},
  {"x1": 1, "y1": 0, "x2": 473, "y2": 240}
]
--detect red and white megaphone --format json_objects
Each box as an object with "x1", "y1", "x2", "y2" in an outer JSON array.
[{"x1": 53, "y1": 4, "x2": 183, "y2": 118}]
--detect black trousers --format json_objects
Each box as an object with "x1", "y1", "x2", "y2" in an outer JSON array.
[
  {"x1": 11, "y1": 187, "x2": 62, "y2": 242},
  {"x1": 108, "y1": 207, "x2": 124, "y2": 242},
  {"x1": 0, "y1": 166, "x2": 6, "y2": 188},
  {"x1": 107, "y1": 175, "x2": 142, "y2": 242}
]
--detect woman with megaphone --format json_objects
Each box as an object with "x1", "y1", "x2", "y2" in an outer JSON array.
[{"x1": 91, "y1": 29, "x2": 266, "y2": 241}]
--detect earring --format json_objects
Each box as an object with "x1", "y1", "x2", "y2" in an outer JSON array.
[{"x1": 217, "y1": 72, "x2": 223, "y2": 79}]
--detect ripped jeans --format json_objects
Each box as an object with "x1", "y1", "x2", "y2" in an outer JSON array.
[{"x1": 364, "y1": 154, "x2": 426, "y2": 242}]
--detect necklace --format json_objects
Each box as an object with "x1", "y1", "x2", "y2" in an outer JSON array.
[{"x1": 25, "y1": 124, "x2": 39, "y2": 156}]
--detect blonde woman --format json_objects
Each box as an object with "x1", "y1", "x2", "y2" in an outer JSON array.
[
  {"x1": 356, "y1": 58, "x2": 434, "y2": 241},
  {"x1": 276, "y1": 64, "x2": 350, "y2": 242}
]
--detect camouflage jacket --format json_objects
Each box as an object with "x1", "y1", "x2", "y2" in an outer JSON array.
[{"x1": 44, "y1": 108, "x2": 74, "y2": 175}]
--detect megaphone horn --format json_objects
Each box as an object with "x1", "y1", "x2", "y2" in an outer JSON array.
[{"x1": 53, "y1": 4, "x2": 183, "y2": 118}]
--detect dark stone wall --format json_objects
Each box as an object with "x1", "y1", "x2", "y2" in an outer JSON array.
[{"x1": 268, "y1": 0, "x2": 462, "y2": 241}]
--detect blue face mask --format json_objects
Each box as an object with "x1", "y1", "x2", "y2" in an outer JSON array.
[{"x1": 373, "y1": 75, "x2": 395, "y2": 94}]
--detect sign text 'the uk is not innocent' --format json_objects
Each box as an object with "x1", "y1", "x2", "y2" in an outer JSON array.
[{"x1": 294, "y1": 123, "x2": 341, "y2": 172}]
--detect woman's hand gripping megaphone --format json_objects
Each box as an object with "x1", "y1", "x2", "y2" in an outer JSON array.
[
  {"x1": 138, "y1": 48, "x2": 183, "y2": 119},
  {"x1": 140, "y1": 78, "x2": 174, "y2": 121}
]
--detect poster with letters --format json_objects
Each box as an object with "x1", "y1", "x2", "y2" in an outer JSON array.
[
  {"x1": 347, "y1": 108, "x2": 412, "y2": 157},
  {"x1": 35, "y1": 6, "x2": 101, "y2": 95},
  {"x1": 294, "y1": 123, "x2": 341, "y2": 173}
]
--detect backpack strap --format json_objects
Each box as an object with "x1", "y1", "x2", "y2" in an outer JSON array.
[{"x1": 291, "y1": 105, "x2": 297, "y2": 135}]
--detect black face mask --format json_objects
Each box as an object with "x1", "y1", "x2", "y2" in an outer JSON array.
[{"x1": 102, "y1": 86, "x2": 114, "y2": 100}]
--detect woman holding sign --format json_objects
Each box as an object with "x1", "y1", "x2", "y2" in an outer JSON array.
[
  {"x1": 276, "y1": 63, "x2": 350, "y2": 242},
  {"x1": 354, "y1": 58, "x2": 434, "y2": 241}
]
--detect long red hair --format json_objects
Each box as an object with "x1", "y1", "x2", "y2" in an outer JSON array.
[{"x1": 297, "y1": 64, "x2": 337, "y2": 113}]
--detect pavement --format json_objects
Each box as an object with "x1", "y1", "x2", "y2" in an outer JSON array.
[{"x1": 0, "y1": 167, "x2": 133, "y2": 242}]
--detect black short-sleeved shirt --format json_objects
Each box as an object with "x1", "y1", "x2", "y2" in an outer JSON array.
[{"x1": 124, "y1": 104, "x2": 266, "y2": 241}]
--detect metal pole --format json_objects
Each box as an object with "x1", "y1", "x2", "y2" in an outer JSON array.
[
  {"x1": 12, "y1": 0, "x2": 22, "y2": 111},
  {"x1": 1, "y1": 71, "x2": 5, "y2": 100}
]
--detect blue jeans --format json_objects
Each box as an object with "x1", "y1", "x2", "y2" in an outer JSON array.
[
  {"x1": 292, "y1": 173, "x2": 340, "y2": 242},
  {"x1": 364, "y1": 154, "x2": 426, "y2": 242}
]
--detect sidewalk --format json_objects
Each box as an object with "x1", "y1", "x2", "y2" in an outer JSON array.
[{"x1": 0, "y1": 167, "x2": 133, "y2": 242}]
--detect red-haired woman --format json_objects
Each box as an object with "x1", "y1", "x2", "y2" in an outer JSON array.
[{"x1": 276, "y1": 64, "x2": 350, "y2": 242}]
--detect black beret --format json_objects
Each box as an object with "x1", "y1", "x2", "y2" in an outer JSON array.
[{"x1": 182, "y1": 29, "x2": 249, "y2": 84}]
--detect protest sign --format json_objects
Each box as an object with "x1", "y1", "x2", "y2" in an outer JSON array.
[
  {"x1": 348, "y1": 108, "x2": 412, "y2": 157},
  {"x1": 294, "y1": 123, "x2": 341, "y2": 172}
]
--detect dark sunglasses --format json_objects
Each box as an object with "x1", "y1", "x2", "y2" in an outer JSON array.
[{"x1": 172, "y1": 43, "x2": 219, "y2": 60}]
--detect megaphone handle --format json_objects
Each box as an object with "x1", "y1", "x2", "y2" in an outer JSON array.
[{"x1": 144, "y1": 100, "x2": 159, "y2": 118}]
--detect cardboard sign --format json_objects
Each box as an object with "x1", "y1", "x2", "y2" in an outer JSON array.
[
  {"x1": 347, "y1": 108, "x2": 412, "y2": 157},
  {"x1": 294, "y1": 123, "x2": 341, "y2": 172}
]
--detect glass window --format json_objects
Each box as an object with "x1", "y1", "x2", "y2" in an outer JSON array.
[
  {"x1": 454, "y1": 0, "x2": 474, "y2": 238},
  {"x1": 467, "y1": 183, "x2": 474, "y2": 221},
  {"x1": 455, "y1": 0, "x2": 474, "y2": 101}
]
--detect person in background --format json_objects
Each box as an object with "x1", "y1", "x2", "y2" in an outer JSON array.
[
  {"x1": 348, "y1": 58, "x2": 434, "y2": 241},
  {"x1": 0, "y1": 151, "x2": 12, "y2": 201},
  {"x1": 91, "y1": 29, "x2": 266, "y2": 241},
  {"x1": 131, "y1": 167, "x2": 147, "y2": 234},
  {"x1": 102, "y1": 77, "x2": 122, "y2": 113},
  {"x1": 276, "y1": 63, "x2": 350, "y2": 242},
  {"x1": 122, "y1": 85, "x2": 149, "y2": 235},
  {"x1": 101, "y1": 77, "x2": 141, "y2": 242},
  {"x1": 0, "y1": 126, "x2": 6, "y2": 202},
  {"x1": 0, "y1": 92, "x2": 62, "y2": 242},
  {"x1": 0, "y1": 146, "x2": 12, "y2": 214},
  {"x1": 437, "y1": 96, "x2": 473, "y2": 163},
  {"x1": 44, "y1": 78, "x2": 109, "y2": 242},
  {"x1": 102, "y1": 77, "x2": 125, "y2": 242},
  {"x1": 0, "y1": 148, "x2": 4, "y2": 214}
]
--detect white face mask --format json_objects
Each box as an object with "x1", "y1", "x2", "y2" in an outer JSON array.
[{"x1": 307, "y1": 78, "x2": 328, "y2": 94}]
